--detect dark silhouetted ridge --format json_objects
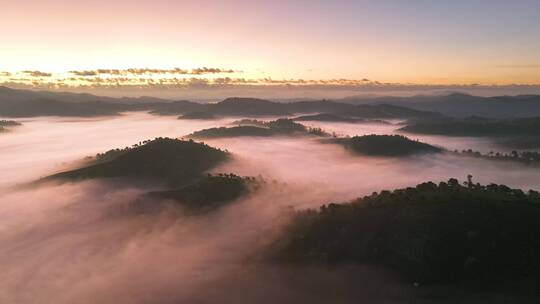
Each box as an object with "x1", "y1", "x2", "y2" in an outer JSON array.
[
  {"x1": 331, "y1": 134, "x2": 442, "y2": 156},
  {"x1": 401, "y1": 116, "x2": 540, "y2": 137},
  {"x1": 270, "y1": 178, "x2": 540, "y2": 292},
  {"x1": 186, "y1": 118, "x2": 329, "y2": 139},
  {"x1": 46, "y1": 138, "x2": 229, "y2": 185}
]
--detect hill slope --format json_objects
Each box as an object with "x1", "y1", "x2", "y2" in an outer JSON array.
[
  {"x1": 343, "y1": 93, "x2": 540, "y2": 118},
  {"x1": 187, "y1": 118, "x2": 329, "y2": 139},
  {"x1": 331, "y1": 135, "x2": 442, "y2": 156},
  {"x1": 0, "y1": 86, "x2": 441, "y2": 118},
  {"x1": 401, "y1": 116, "x2": 540, "y2": 137},
  {"x1": 46, "y1": 138, "x2": 229, "y2": 185},
  {"x1": 270, "y1": 179, "x2": 540, "y2": 291},
  {"x1": 148, "y1": 174, "x2": 260, "y2": 212}
]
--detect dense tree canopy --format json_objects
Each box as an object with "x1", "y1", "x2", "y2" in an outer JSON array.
[
  {"x1": 47, "y1": 138, "x2": 229, "y2": 186},
  {"x1": 0, "y1": 120, "x2": 22, "y2": 132},
  {"x1": 0, "y1": 120, "x2": 21, "y2": 127},
  {"x1": 456, "y1": 149, "x2": 540, "y2": 166},
  {"x1": 401, "y1": 116, "x2": 540, "y2": 137},
  {"x1": 187, "y1": 118, "x2": 330, "y2": 139},
  {"x1": 270, "y1": 178, "x2": 540, "y2": 291},
  {"x1": 331, "y1": 134, "x2": 442, "y2": 156},
  {"x1": 148, "y1": 174, "x2": 264, "y2": 213}
]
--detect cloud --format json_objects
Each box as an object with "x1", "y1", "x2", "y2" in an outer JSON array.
[
  {"x1": 68, "y1": 67, "x2": 238, "y2": 77},
  {"x1": 191, "y1": 67, "x2": 236, "y2": 75},
  {"x1": 22, "y1": 70, "x2": 52, "y2": 77},
  {"x1": 70, "y1": 70, "x2": 99, "y2": 76},
  {"x1": 97, "y1": 69, "x2": 122, "y2": 75},
  {"x1": 2, "y1": 67, "x2": 540, "y2": 99}
]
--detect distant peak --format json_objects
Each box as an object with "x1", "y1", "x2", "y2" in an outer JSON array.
[
  {"x1": 444, "y1": 92, "x2": 473, "y2": 98},
  {"x1": 219, "y1": 97, "x2": 273, "y2": 103}
]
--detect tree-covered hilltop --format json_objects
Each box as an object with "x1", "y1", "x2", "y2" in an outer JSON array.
[
  {"x1": 186, "y1": 118, "x2": 330, "y2": 139},
  {"x1": 230, "y1": 119, "x2": 268, "y2": 127},
  {"x1": 147, "y1": 174, "x2": 263, "y2": 212},
  {"x1": 269, "y1": 178, "x2": 540, "y2": 291},
  {"x1": 456, "y1": 149, "x2": 540, "y2": 166},
  {"x1": 188, "y1": 126, "x2": 275, "y2": 138},
  {"x1": 331, "y1": 134, "x2": 442, "y2": 156},
  {"x1": 0, "y1": 120, "x2": 22, "y2": 127},
  {"x1": 400, "y1": 116, "x2": 540, "y2": 137},
  {"x1": 44, "y1": 139, "x2": 264, "y2": 212},
  {"x1": 264, "y1": 118, "x2": 308, "y2": 132},
  {"x1": 0, "y1": 120, "x2": 22, "y2": 132},
  {"x1": 46, "y1": 138, "x2": 229, "y2": 185}
]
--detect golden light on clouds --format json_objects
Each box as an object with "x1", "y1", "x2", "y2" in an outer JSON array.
[{"x1": 0, "y1": 67, "x2": 379, "y2": 89}]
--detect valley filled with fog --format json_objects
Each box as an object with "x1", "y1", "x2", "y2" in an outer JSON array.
[
  {"x1": 1, "y1": 112, "x2": 539, "y2": 303},
  {"x1": 3, "y1": 1, "x2": 540, "y2": 302}
]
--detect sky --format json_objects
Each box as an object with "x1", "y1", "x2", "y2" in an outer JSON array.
[{"x1": 1, "y1": 0, "x2": 540, "y2": 96}]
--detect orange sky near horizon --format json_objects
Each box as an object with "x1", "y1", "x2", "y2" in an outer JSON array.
[{"x1": 1, "y1": 0, "x2": 540, "y2": 87}]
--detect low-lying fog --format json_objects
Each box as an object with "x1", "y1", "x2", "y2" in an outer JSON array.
[{"x1": 1, "y1": 112, "x2": 539, "y2": 303}]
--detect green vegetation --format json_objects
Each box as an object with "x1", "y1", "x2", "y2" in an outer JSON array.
[
  {"x1": 46, "y1": 138, "x2": 229, "y2": 185},
  {"x1": 456, "y1": 149, "x2": 540, "y2": 165},
  {"x1": 45, "y1": 138, "x2": 263, "y2": 212},
  {"x1": 270, "y1": 178, "x2": 540, "y2": 290},
  {"x1": 188, "y1": 126, "x2": 275, "y2": 138},
  {"x1": 230, "y1": 119, "x2": 268, "y2": 127},
  {"x1": 264, "y1": 118, "x2": 305, "y2": 131},
  {"x1": 401, "y1": 117, "x2": 540, "y2": 137},
  {"x1": 0, "y1": 120, "x2": 22, "y2": 132},
  {"x1": 0, "y1": 120, "x2": 22, "y2": 127},
  {"x1": 187, "y1": 118, "x2": 330, "y2": 139},
  {"x1": 332, "y1": 134, "x2": 442, "y2": 156},
  {"x1": 148, "y1": 174, "x2": 262, "y2": 212}
]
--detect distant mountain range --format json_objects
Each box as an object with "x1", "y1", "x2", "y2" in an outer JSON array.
[
  {"x1": 3, "y1": 86, "x2": 540, "y2": 119},
  {"x1": 341, "y1": 93, "x2": 540, "y2": 118},
  {"x1": 400, "y1": 116, "x2": 540, "y2": 137},
  {"x1": 0, "y1": 86, "x2": 440, "y2": 119}
]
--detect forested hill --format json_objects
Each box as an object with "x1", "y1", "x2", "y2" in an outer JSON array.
[
  {"x1": 330, "y1": 135, "x2": 443, "y2": 156},
  {"x1": 270, "y1": 178, "x2": 540, "y2": 293},
  {"x1": 45, "y1": 138, "x2": 229, "y2": 185},
  {"x1": 186, "y1": 118, "x2": 329, "y2": 139},
  {"x1": 400, "y1": 116, "x2": 540, "y2": 137}
]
